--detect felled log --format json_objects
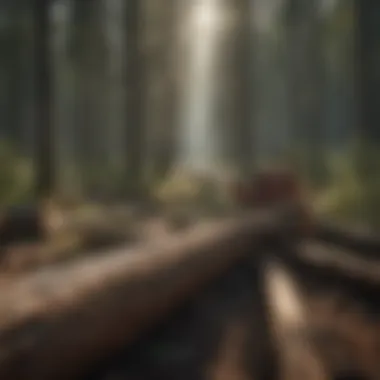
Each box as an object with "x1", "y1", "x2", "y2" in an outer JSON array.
[
  {"x1": 271, "y1": 252, "x2": 378, "y2": 380},
  {"x1": 0, "y1": 210, "x2": 286, "y2": 380},
  {"x1": 264, "y1": 259, "x2": 328, "y2": 380},
  {"x1": 314, "y1": 221, "x2": 380, "y2": 258},
  {"x1": 281, "y1": 241, "x2": 380, "y2": 292}
]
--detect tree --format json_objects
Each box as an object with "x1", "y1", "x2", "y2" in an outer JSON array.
[
  {"x1": 142, "y1": 0, "x2": 178, "y2": 181},
  {"x1": 355, "y1": 0, "x2": 380, "y2": 142},
  {"x1": 71, "y1": 0, "x2": 108, "y2": 198},
  {"x1": 228, "y1": 0, "x2": 253, "y2": 176},
  {"x1": 353, "y1": 0, "x2": 380, "y2": 223},
  {"x1": 284, "y1": 0, "x2": 326, "y2": 186},
  {"x1": 124, "y1": 0, "x2": 145, "y2": 198},
  {"x1": 33, "y1": 0, "x2": 55, "y2": 198}
]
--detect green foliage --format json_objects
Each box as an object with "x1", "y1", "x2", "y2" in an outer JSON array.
[
  {"x1": 0, "y1": 141, "x2": 34, "y2": 205},
  {"x1": 257, "y1": 143, "x2": 380, "y2": 228},
  {"x1": 152, "y1": 169, "x2": 232, "y2": 219},
  {"x1": 314, "y1": 143, "x2": 380, "y2": 227}
]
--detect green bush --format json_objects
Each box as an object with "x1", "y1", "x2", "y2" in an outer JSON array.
[
  {"x1": 256, "y1": 143, "x2": 380, "y2": 228},
  {"x1": 0, "y1": 142, "x2": 34, "y2": 206},
  {"x1": 313, "y1": 143, "x2": 380, "y2": 227},
  {"x1": 152, "y1": 168, "x2": 232, "y2": 219}
]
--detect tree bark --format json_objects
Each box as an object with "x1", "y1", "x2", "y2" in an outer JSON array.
[
  {"x1": 125, "y1": 0, "x2": 145, "y2": 199},
  {"x1": 33, "y1": 0, "x2": 55, "y2": 198},
  {"x1": 285, "y1": 0, "x2": 326, "y2": 186},
  {"x1": 143, "y1": 0, "x2": 178, "y2": 180},
  {"x1": 355, "y1": 0, "x2": 380, "y2": 142},
  {"x1": 0, "y1": 212, "x2": 281, "y2": 380},
  {"x1": 230, "y1": 0, "x2": 253, "y2": 176},
  {"x1": 353, "y1": 0, "x2": 380, "y2": 225}
]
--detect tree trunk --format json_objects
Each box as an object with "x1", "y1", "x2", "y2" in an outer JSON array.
[
  {"x1": 285, "y1": 0, "x2": 326, "y2": 186},
  {"x1": 33, "y1": 0, "x2": 55, "y2": 199},
  {"x1": 6, "y1": 5, "x2": 25, "y2": 150},
  {"x1": 210, "y1": 0, "x2": 253, "y2": 176},
  {"x1": 125, "y1": 0, "x2": 144, "y2": 199},
  {"x1": 72, "y1": 0, "x2": 108, "y2": 199},
  {"x1": 354, "y1": 0, "x2": 380, "y2": 224},
  {"x1": 142, "y1": 0, "x2": 178, "y2": 181},
  {"x1": 355, "y1": 0, "x2": 380, "y2": 142},
  {"x1": 229, "y1": 0, "x2": 253, "y2": 176}
]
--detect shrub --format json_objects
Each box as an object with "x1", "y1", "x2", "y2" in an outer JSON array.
[
  {"x1": 0, "y1": 142, "x2": 34, "y2": 206},
  {"x1": 313, "y1": 143, "x2": 380, "y2": 227}
]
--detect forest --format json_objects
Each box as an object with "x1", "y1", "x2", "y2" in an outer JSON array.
[
  {"x1": 0, "y1": 0, "x2": 379, "y2": 235},
  {"x1": 1, "y1": 2, "x2": 380, "y2": 379}
]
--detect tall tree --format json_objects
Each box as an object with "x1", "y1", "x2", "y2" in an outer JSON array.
[
  {"x1": 71, "y1": 0, "x2": 107, "y2": 198},
  {"x1": 142, "y1": 0, "x2": 178, "y2": 180},
  {"x1": 284, "y1": 0, "x2": 326, "y2": 185},
  {"x1": 1, "y1": 3, "x2": 25, "y2": 149},
  {"x1": 355, "y1": 0, "x2": 380, "y2": 141},
  {"x1": 353, "y1": 0, "x2": 380, "y2": 223},
  {"x1": 51, "y1": 0, "x2": 80, "y2": 200},
  {"x1": 104, "y1": 0, "x2": 126, "y2": 180},
  {"x1": 33, "y1": 0, "x2": 55, "y2": 198},
  {"x1": 228, "y1": 0, "x2": 253, "y2": 176},
  {"x1": 125, "y1": 0, "x2": 144, "y2": 198}
]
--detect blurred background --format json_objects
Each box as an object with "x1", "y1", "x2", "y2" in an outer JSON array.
[{"x1": 0, "y1": 0, "x2": 378, "y2": 229}]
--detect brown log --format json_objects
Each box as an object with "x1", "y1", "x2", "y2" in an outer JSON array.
[
  {"x1": 282, "y1": 241, "x2": 380, "y2": 290},
  {"x1": 264, "y1": 259, "x2": 328, "y2": 380},
  {"x1": 0, "y1": 211, "x2": 283, "y2": 380},
  {"x1": 314, "y1": 221, "x2": 380, "y2": 258}
]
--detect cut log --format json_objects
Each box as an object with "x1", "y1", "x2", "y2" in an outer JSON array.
[
  {"x1": 264, "y1": 259, "x2": 328, "y2": 380},
  {"x1": 281, "y1": 242, "x2": 380, "y2": 297},
  {"x1": 315, "y1": 221, "x2": 380, "y2": 258},
  {"x1": 0, "y1": 210, "x2": 286, "y2": 380}
]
